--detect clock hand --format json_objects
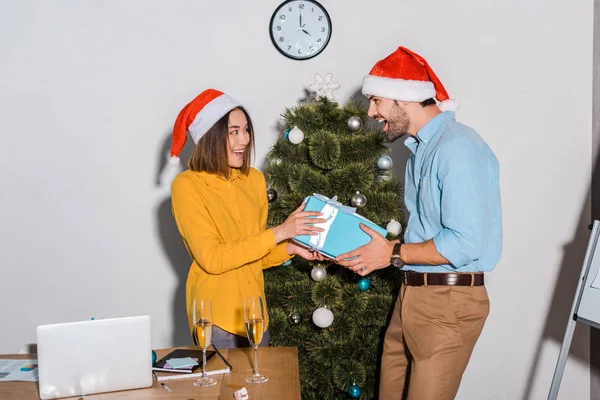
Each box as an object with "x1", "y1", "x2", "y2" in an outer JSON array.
[
  {"x1": 299, "y1": 9, "x2": 303, "y2": 27},
  {"x1": 302, "y1": 29, "x2": 311, "y2": 36}
]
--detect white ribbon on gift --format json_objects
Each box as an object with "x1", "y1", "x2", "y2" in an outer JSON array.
[{"x1": 308, "y1": 194, "x2": 357, "y2": 251}]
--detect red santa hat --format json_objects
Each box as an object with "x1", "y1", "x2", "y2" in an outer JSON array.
[
  {"x1": 169, "y1": 89, "x2": 241, "y2": 165},
  {"x1": 362, "y1": 46, "x2": 458, "y2": 112}
]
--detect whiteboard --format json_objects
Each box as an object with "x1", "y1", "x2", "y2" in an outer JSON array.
[{"x1": 574, "y1": 220, "x2": 600, "y2": 330}]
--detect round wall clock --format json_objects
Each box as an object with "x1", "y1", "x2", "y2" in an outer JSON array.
[{"x1": 269, "y1": 0, "x2": 332, "y2": 60}]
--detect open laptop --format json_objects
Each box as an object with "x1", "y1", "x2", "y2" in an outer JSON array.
[{"x1": 36, "y1": 315, "x2": 152, "y2": 399}]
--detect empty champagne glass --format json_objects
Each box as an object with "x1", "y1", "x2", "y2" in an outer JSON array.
[
  {"x1": 244, "y1": 295, "x2": 268, "y2": 383},
  {"x1": 193, "y1": 298, "x2": 216, "y2": 387}
]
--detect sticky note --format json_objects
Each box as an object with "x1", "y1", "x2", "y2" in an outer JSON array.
[{"x1": 165, "y1": 357, "x2": 198, "y2": 369}]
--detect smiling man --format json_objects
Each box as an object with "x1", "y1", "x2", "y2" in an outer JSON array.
[{"x1": 336, "y1": 46, "x2": 503, "y2": 399}]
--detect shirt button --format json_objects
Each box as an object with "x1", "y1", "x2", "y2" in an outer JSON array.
[
  {"x1": 248, "y1": 280, "x2": 251, "y2": 284},
  {"x1": 237, "y1": 220, "x2": 241, "y2": 223}
]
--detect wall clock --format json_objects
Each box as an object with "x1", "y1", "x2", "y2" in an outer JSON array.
[{"x1": 269, "y1": 0, "x2": 332, "y2": 60}]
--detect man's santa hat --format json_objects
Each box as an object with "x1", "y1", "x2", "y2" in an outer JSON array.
[
  {"x1": 169, "y1": 89, "x2": 241, "y2": 165},
  {"x1": 362, "y1": 46, "x2": 458, "y2": 112}
]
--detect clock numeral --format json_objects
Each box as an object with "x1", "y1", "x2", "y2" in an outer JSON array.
[
  {"x1": 287, "y1": 45, "x2": 292, "y2": 50},
  {"x1": 288, "y1": 6, "x2": 292, "y2": 11},
  {"x1": 309, "y1": 46, "x2": 315, "y2": 52},
  {"x1": 299, "y1": 3, "x2": 304, "y2": 9},
  {"x1": 312, "y1": 7, "x2": 314, "y2": 12},
  {"x1": 279, "y1": 37, "x2": 284, "y2": 42},
  {"x1": 318, "y1": 16, "x2": 323, "y2": 21},
  {"x1": 298, "y1": 49, "x2": 303, "y2": 54},
  {"x1": 317, "y1": 38, "x2": 322, "y2": 43},
  {"x1": 321, "y1": 27, "x2": 326, "y2": 32},
  {"x1": 279, "y1": 14, "x2": 286, "y2": 20},
  {"x1": 276, "y1": 26, "x2": 281, "y2": 31}
]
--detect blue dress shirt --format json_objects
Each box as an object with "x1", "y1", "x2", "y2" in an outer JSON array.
[{"x1": 403, "y1": 111, "x2": 502, "y2": 273}]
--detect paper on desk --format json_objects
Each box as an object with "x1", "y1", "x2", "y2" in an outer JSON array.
[
  {"x1": 166, "y1": 357, "x2": 197, "y2": 369},
  {"x1": 0, "y1": 359, "x2": 39, "y2": 382}
]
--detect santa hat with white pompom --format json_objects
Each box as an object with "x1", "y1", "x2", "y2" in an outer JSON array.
[
  {"x1": 362, "y1": 46, "x2": 458, "y2": 112},
  {"x1": 169, "y1": 89, "x2": 241, "y2": 165}
]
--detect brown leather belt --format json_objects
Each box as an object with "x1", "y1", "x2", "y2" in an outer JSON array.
[{"x1": 402, "y1": 270, "x2": 484, "y2": 287}]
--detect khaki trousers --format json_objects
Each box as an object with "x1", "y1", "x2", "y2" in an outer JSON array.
[{"x1": 379, "y1": 284, "x2": 490, "y2": 400}]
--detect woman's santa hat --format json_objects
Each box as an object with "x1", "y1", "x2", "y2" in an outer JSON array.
[
  {"x1": 362, "y1": 46, "x2": 458, "y2": 112},
  {"x1": 170, "y1": 89, "x2": 241, "y2": 165}
]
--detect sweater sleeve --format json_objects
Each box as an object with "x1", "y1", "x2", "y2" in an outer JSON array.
[
  {"x1": 171, "y1": 175, "x2": 280, "y2": 275},
  {"x1": 255, "y1": 173, "x2": 292, "y2": 269}
]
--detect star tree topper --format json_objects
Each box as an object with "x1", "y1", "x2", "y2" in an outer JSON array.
[{"x1": 309, "y1": 73, "x2": 340, "y2": 101}]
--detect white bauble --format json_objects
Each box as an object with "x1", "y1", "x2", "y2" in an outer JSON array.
[
  {"x1": 287, "y1": 126, "x2": 305, "y2": 144},
  {"x1": 386, "y1": 219, "x2": 402, "y2": 236},
  {"x1": 312, "y1": 307, "x2": 334, "y2": 328},
  {"x1": 311, "y1": 266, "x2": 327, "y2": 282}
]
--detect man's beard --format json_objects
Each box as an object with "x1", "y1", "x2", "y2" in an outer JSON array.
[{"x1": 384, "y1": 104, "x2": 410, "y2": 142}]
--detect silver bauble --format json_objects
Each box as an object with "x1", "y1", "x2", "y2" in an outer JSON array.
[
  {"x1": 347, "y1": 116, "x2": 363, "y2": 132},
  {"x1": 351, "y1": 191, "x2": 367, "y2": 208},
  {"x1": 289, "y1": 312, "x2": 302, "y2": 325},
  {"x1": 377, "y1": 155, "x2": 393, "y2": 170},
  {"x1": 267, "y1": 188, "x2": 278, "y2": 202},
  {"x1": 311, "y1": 266, "x2": 327, "y2": 282}
]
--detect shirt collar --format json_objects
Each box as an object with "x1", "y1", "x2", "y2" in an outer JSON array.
[
  {"x1": 197, "y1": 168, "x2": 247, "y2": 186},
  {"x1": 404, "y1": 111, "x2": 455, "y2": 153}
]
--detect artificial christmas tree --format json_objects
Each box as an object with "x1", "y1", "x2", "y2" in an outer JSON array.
[{"x1": 263, "y1": 94, "x2": 406, "y2": 399}]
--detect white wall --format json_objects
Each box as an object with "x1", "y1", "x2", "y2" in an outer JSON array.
[{"x1": 0, "y1": 0, "x2": 593, "y2": 398}]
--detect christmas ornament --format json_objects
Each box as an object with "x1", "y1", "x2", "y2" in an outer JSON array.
[
  {"x1": 152, "y1": 350, "x2": 157, "y2": 365},
  {"x1": 285, "y1": 126, "x2": 304, "y2": 144},
  {"x1": 351, "y1": 191, "x2": 367, "y2": 208},
  {"x1": 347, "y1": 116, "x2": 363, "y2": 132},
  {"x1": 267, "y1": 188, "x2": 278, "y2": 202},
  {"x1": 386, "y1": 219, "x2": 402, "y2": 236},
  {"x1": 312, "y1": 307, "x2": 334, "y2": 328},
  {"x1": 377, "y1": 155, "x2": 393, "y2": 170},
  {"x1": 308, "y1": 73, "x2": 340, "y2": 101},
  {"x1": 348, "y1": 384, "x2": 362, "y2": 398},
  {"x1": 357, "y1": 277, "x2": 371, "y2": 292},
  {"x1": 311, "y1": 266, "x2": 327, "y2": 282},
  {"x1": 282, "y1": 259, "x2": 293, "y2": 266},
  {"x1": 377, "y1": 173, "x2": 391, "y2": 182},
  {"x1": 288, "y1": 312, "x2": 302, "y2": 325},
  {"x1": 270, "y1": 158, "x2": 282, "y2": 166}
]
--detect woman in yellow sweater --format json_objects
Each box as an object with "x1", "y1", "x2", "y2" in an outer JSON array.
[{"x1": 169, "y1": 89, "x2": 325, "y2": 348}]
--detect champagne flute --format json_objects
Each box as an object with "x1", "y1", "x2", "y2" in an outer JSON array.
[
  {"x1": 193, "y1": 298, "x2": 217, "y2": 387},
  {"x1": 244, "y1": 295, "x2": 268, "y2": 383}
]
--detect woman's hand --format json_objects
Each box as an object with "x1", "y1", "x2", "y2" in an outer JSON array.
[
  {"x1": 286, "y1": 241, "x2": 330, "y2": 261},
  {"x1": 272, "y1": 202, "x2": 328, "y2": 243}
]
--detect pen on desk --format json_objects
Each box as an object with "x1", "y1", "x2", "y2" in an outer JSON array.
[{"x1": 161, "y1": 382, "x2": 172, "y2": 392}]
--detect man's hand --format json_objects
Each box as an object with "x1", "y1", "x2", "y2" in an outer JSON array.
[{"x1": 336, "y1": 224, "x2": 394, "y2": 276}]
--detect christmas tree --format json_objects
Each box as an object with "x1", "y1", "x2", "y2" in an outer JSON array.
[{"x1": 263, "y1": 83, "x2": 405, "y2": 399}]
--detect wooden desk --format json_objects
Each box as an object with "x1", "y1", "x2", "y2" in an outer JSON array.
[{"x1": 0, "y1": 347, "x2": 300, "y2": 400}]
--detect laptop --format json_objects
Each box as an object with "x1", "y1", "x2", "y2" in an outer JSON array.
[{"x1": 36, "y1": 315, "x2": 152, "y2": 399}]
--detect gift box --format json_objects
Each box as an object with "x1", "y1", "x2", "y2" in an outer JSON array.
[{"x1": 293, "y1": 194, "x2": 388, "y2": 258}]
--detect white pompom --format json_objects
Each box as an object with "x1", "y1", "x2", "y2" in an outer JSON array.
[
  {"x1": 438, "y1": 99, "x2": 459, "y2": 112},
  {"x1": 169, "y1": 156, "x2": 181, "y2": 165},
  {"x1": 312, "y1": 307, "x2": 334, "y2": 328},
  {"x1": 386, "y1": 219, "x2": 402, "y2": 236}
]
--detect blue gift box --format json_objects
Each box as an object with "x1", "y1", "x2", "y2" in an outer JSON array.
[{"x1": 293, "y1": 194, "x2": 388, "y2": 258}]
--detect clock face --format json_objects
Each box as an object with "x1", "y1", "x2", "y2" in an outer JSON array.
[{"x1": 269, "y1": 0, "x2": 332, "y2": 60}]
